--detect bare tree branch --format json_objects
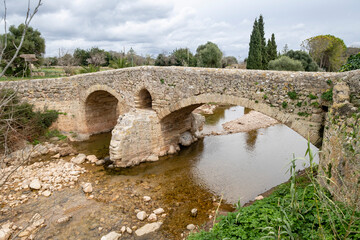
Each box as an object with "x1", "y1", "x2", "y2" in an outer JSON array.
[
  {"x1": 0, "y1": 0, "x2": 7, "y2": 64},
  {"x1": 0, "y1": 0, "x2": 42, "y2": 78}
]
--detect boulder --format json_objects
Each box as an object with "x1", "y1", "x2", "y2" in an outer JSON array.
[
  {"x1": 135, "y1": 222, "x2": 163, "y2": 237},
  {"x1": 71, "y1": 154, "x2": 86, "y2": 164},
  {"x1": 100, "y1": 231, "x2": 121, "y2": 240},
  {"x1": 179, "y1": 131, "x2": 194, "y2": 146}
]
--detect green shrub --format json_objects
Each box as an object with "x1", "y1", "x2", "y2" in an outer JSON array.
[
  {"x1": 296, "y1": 101, "x2": 302, "y2": 107},
  {"x1": 298, "y1": 112, "x2": 310, "y2": 117},
  {"x1": 79, "y1": 64, "x2": 100, "y2": 73},
  {"x1": 308, "y1": 93, "x2": 317, "y2": 99},
  {"x1": 282, "y1": 101, "x2": 288, "y2": 108},
  {"x1": 321, "y1": 88, "x2": 333, "y2": 102},
  {"x1": 268, "y1": 56, "x2": 304, "y2": 71},
  {"x1": 287, "y1": 91, "x2": 298, "y2": 100},
  {"x1": 340, "y1": 52, "x2": 360, "y2": 72}
]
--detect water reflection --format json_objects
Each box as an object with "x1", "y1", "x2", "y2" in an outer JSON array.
[{"x1": 245, "y1": 129, "x2": 258, "y2": 151}]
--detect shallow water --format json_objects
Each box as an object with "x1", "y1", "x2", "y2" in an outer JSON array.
[{"x1": 1, "y1": 105, "x2": 318, "y2": 239}]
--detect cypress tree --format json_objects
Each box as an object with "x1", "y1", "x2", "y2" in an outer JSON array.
[
  {"x1": 247, "y1": 19, "x2": 262, "y2": 69},
  {"x1": 258, "y1": 15, "x2": 268, "y2": 69},
  {"x1": 267, "y1": 33, "x2": 277, "y2": 62}
]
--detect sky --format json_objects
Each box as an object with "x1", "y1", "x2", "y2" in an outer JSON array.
[{"x1": 2, "y1": 0, "x2": 360, "y2": 60}]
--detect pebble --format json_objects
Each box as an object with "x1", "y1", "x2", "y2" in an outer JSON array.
[
  {"x1": 153, "y1": 208, "x2": 165, "y2": 215},
  {"x1": 86, "y1": 155, "x2": 98, "y2": 163},
  {"x1": 143, "y1": 196, "x2": 151, "y2": 202},
  {"x1": 136, "y1": 211, "x2": 147, "y2": 221},
  {"x1": 120, "y1": 226, "x2": 126, "y2": 233},
  {"x1": 255, "y1": 195, "x2": 264, "y2": 200},
  {"x1": 82, "y1": 183, "x2": 93, "y2": 193},
  {"x1": 56, "y1": 216, "x2": 72, "y2": 224},
  {"x1": 148, "y1": 213, "x2": 157, "y2": 222},
  {"x1": 187, "y1": 224, "x2": 196, "y2": 231},
  {"x1": 191, "y1": 208, "x2": 198, "y2": 217},
  {"x1": 100, "y1": 231, "x2": 121, "y2": 240},
  {"x1": 135, "y1": 222, "x2": 163, "y2": 237},
  {"x1": 71, "y1": 153, "x2": 87, "y2": 164},
  {"x1": 42, "y1": 190, "x2": 51, "y2": 197},
  {"x1": 29, "y1": 179, "x2": 42, "y2": 190},
  {"x1": 126, "y1": 227, "x2": 132, "y2": 234}
]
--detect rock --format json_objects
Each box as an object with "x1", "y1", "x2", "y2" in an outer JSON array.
[
  {"x1": 153, "y1": 208, "x2": 165, "y2": 215},
  {"x1": 0, "y1": 222, "x2": 13, "y2": 240},
  {"x1": 143, "y1": 196, "x2": 151, "y2": 202},
  {"x1": 136, "y1": 211, "x2": 147, "y2": 221},
  {"x1": 147, "y1": 213, "x2": 157, "y2": 222},
  {"x1": 29, "y1": 179, "x2": 41, "y2": 190},
  {"x1": 120, "y1": 226, "x2": 126, "y2": 233},
  {"x1": 126, "y1": 227, "x2": 132, "y2": 234},
  {"x1": 95, "y1": 160, "x2": 105, "y2": 166},
  {"x1": 71, "y1": 154, "x2": 86, "y2": 164},
  {"x1": 255, "y1": 195, "x2": 264, "y2": 201},
  {"x1": 191, "y1": 208, "x2": 198, "y2": 217},
  {"x1": 42, "y1": 190, "x2": 51, "y2": 197},
  {"x1": 59, "y1": 146, "x2": 74, "y2": 157},
  {"x1": 82, "y1": 183, "x2": 93, "y2": 193},
  {"x1": 179, "y1": 131, "x2": 194, "y2": 146},
  {"x1": 147, "y1": 155, "x2": 159, "y2": 161},
  {"x1": 135, "y1": 222, "x2": 163, "y2": 237},
  {"x1": 187, "y1": 224, "x2": 196, "y2": 231},
  {"x1": 51, "y1": 153, "x2": 60, "y2": 159},
  {"x1": 86, "y1": 155, "x2": 98, "y2": 163},
  {"x1": 168, "y1": 145, "x2": 176, "y2": 154},
  {"x1": 100, "y1": 231, "x2": 121, "y2": 240},
  {"x1": 56, "y1": 216, "x2": 72, "y2": 224},
  {"x1": 49, "y1": 137, "x2": 60, "y2": 142}
]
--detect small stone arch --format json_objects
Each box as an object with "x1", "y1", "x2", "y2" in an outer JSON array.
[{"x1": 135, "y1": 88, "x2": 153, "y2": 109}]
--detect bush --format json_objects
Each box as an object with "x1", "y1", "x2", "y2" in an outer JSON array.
[
  {"x1": 340, "y1": 52, "x2": 360, "y2": 72},
  {"x1": 285, "y1": 50, "x2": 319, "y2": 71},
  {"x1": 268, "y1": 56, "x2": 304, "y2": 71}
]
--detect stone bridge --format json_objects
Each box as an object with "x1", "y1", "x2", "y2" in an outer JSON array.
[{"x1": 1, "y1": 66, "x2": 359, "y2": 176}]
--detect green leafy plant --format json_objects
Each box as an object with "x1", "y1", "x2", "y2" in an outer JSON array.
[
  {"x1": 287, "y1": 91, "x2": 298, "y2": 100},
  {"x1": 321, "y1": 88, "x2": 333, "y2": 102},
  {"x1": 79, "y1": 64, "x2": 100, "y2": 73},
  {"x1": 282, "y1": 101, "x2": 288, "y2": 108},
  {"x1": 308, "y1": 93, "x2": 318, "y2": 99}
]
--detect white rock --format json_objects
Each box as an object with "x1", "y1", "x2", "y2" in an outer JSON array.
[
  {"x1": 187, "y1": 224, "x2": 196, "y2": 231},
  {"x1": 179, "y1": 131, "x2": 194, "y2": 146},
  {"x1": 147, "y1": 213, "x2": 157, "y2": 222},
  {"x1": 191, "y1": 208, "x2": 198, "y2": 217},
  {"x1": 86, "y1": 155, "x2": 98, "y2": 163},
  {"x1": 120, "y1": 226, "x2": 126, "y2": 233},
  {"x1": 153, "y1": 208, "x2": 165, "y2": 215},
  {"x1": 71, "y1": 154, "x2": 86, "y2": 164},
  {"x1": 135, "y1": 222, "x2": 163, "y2": 237},
  {"x1": 0, "y1": 222, "x2": 13, "y2": 240},
  {"x1": 168, "y1": 145, "x2": 176, "y2": 154},
  {"x1": 255, "y1": 195, "x2": 264, "y2": 201},
  {"x1": 100, "y1": 231, "x2": 121, "y2": 240},
  {"x1": 143, "y1": 196, "x2": 151, "y2": 202},
  {"x1": 29, "y1": 179, "x2": 41, "y2": 190},
  {"x1": 51, "y1": 153, "x2": 60, "y2": 159},
  {"x1": 126, "y1": 227, "x2": 132, "y2": 234},
  {"x1": 82, "y1": 183, "x2": 93, "y2": 193},
  {"x1": 136, "y1": 211, "x2": 147, "y2": 221},
  {"x1": 147, "y1": 155, "x2": 159, "y2": 161},
  {"x1": 95, "y1": 160, "x2": 105, "y2": 166},
  {"x1": 56, "y1": 216, "x2": 72, "y2": 224},
  {"x1": 42, "y1": 190, "x2": 51, "y2": 197}
]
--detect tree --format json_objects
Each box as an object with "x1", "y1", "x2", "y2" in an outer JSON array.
[
  {"x1": 222, "y1": 56, "x2": 238, "y2": 68},
  {"x1": 340, "y1": 52, "x2": 360, "y2": 72},
  {"x1": 302, "y1": 35, "x2": 347, "y2": 72},
  {"x1": 171, "y1": 48, "x2": 196, "y2": 67},
  {"x1": 268, "y1": 56, "x2": 304, "y2": 71},
  {"x1": 1, "y1": 24, "x2": 45, "y2": 76},
  {"x1": 247, "y1": 19, "x2": 262, "y2": 69},
  {"x1": 0, "y1": 0, "x2": 42, "y2": 77},
  {"x1": 86, "y1": 47, "x2": 106, "y2": 66},
  {"x1": 267, "y1": 33, "x2": 277, "y2": 62},
  {"x1": 195, "y1": 42, "x2": 222, "y2": 68},
  {"x1": 285, "y1": 50, "x2": 318, "y2": 72},
  {"x1": 73, "y1": 48, "x2": 90, "y2": 66},
  {"x1": 258, "y1": 15, "x2": 268, "y2": 69}
]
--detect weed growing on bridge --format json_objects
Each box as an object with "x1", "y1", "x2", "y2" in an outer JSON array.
[
  {"x1": 282, "y1": 101, "x2": 288, "y2": 108},
  {"x1": 322, "y1": 88, "x2": 333, "y2": 102},
  {"x1": 298, "y1": 112, "x2": 310, "y2": 117},
  {"x1": 308, "y1": 93, "x2": 318, "y2": 99},
  {"x1": 287, "y1": 91, "x2": 298, "y2": 100},
  {"x1": 187, "y1": 142, "x2": 360, "y2": 240},
  {"x1": 296, "y1": 101, "x2": 302, "y2": 107}
]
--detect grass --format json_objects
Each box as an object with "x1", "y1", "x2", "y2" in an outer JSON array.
[{"x1": 188, "y1": 142, "x2": 360, "y2": 240}]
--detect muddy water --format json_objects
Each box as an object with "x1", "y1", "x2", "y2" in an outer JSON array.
[{"x1": 2, "y1": 106, "x2": 318, "y2": 240}]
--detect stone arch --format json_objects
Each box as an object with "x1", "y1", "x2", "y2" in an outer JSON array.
[
  {"x1": 83, "y1": 85, "x2": 122, "y2": 135},
  {"x1": 157, "y1": 94, "x2": 323, "y2": 146},
  {"x1": 135, "y1": 88, "x2": 153, "y2": 109}
]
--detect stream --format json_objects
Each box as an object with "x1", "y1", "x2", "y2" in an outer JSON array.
[{"x1": 1, "y1": 105, "x2": 319, "y2": 240}]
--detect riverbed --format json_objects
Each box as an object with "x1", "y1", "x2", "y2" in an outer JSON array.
[{"x1": 0, "y1": 105, "x2": 318, "y2": 240}]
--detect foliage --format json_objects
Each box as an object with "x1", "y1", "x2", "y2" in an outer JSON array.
[
  {"x1": 308, "y1": 93, "x2": 318, "y2": 99},
  {"x1": 340, "y1": 52, "x2": 360, "y2": 72},
  {"x1": 154, "y1": 53, "x2": 175, "y2": 66},
  {"x1": 86, "y1": 47, "x2": 106, "y2": 66},
  {"x1": 73, "y1": 48, "x2": 90, "y2": 66},
  {"x1": 79, "y1": 64, "x2": 100, "y2": 73},
  {"x1": 258, "y1": 15, "x2": 268, "y2": 69},
  {"x1": 222, "y1": 56, "x2": 238, "y2": 68},
  {"x1": 321, "y1": 88, "x2": 333, "y2": 102},
  {"x1": 171, "y1": 48, "x2": 196, "y2": 67},
  {"x1": 109, "y1": 57, "x2": 129, "y2": 69},
  {"x1": 0, "y1": 89, "x2": 60, "y2": 149},
  {"x1": 302, "y1": 35, "x2": 347, "y2": 72},
  {"x1": 268, "y1": 56, "x2": 304, "y2": 71},
  {"x1": 282, "y1": 101, "x2": 288, "y2": 108},
  {"x1": 285, "y1": 50, "x2": 319, "y2": 72},
  {"x1": 188, "y1": 143, "x2": 360, "y2": 240},
  {"x1": 247, "y1": 19, "x2": 262, "y2": 69},
  {"x1": 196, "y1": 42, "x2": 223, "y2": 68},
  {"x1": 0, "y1": 24, "x2": 45, "y2": 77},
  {"x1": 287, "y1": 91, "x2": 298, "y2": 100},
  {"x1": 266, "y1": 33, "x2": 277, "y2": 62}
]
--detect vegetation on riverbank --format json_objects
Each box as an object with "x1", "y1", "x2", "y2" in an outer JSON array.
[{"x1": 188, "y1": 143, "x2": 360, "y2": 240}]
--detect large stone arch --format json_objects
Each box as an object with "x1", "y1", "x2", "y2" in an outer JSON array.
[
  {"x1": 82, "y1": 85, "x2": 124, "y2": 135},
  {"x1": 157, "y1": 94, "x2": 324, "y2": 146}
]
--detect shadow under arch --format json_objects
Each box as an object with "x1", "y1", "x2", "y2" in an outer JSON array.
[
  {"x1": 136, "y1": 88, "x2": 153, "y2": 109},
  {"x1": 157, "y1": 94, "x2": 323, "y2": 147}
]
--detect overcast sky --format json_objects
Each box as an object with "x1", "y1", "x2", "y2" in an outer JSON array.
[{"x1": 2, "y1": 0, "x2": 360, "y2": 60}]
